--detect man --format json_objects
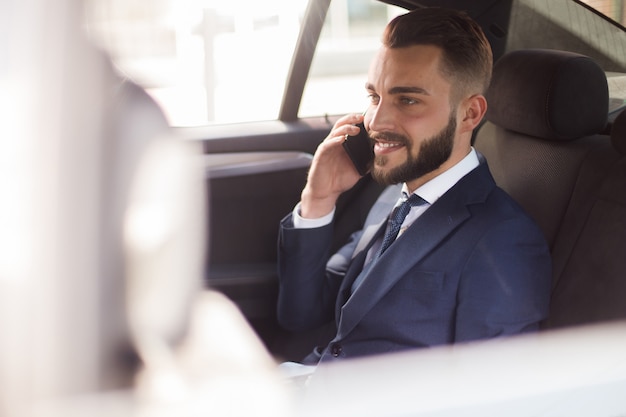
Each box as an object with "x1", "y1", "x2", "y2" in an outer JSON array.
[{"x1": 277, "y1": 7, "x2": 551, "y2": 365}]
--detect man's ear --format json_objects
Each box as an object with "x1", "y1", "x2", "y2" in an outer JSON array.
[{"x1": 459, "y1": 94, "x2": 487, "y2": 133}]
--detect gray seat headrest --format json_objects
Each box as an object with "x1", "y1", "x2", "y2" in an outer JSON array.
[
  {"x1": 611, "y1": 109, "x2": 626, "y2": 155},
  {"x1": 486, "y1": 49, "x2": 609, "y2": 141}
]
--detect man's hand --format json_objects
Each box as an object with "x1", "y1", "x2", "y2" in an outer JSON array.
[{"x1": 300, "y1": 113, "x2": 365, "y2": 219}]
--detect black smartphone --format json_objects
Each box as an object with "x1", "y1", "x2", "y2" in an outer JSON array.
[{"x1": 342, "y1": 122, "x2": 374, "y2": 176}]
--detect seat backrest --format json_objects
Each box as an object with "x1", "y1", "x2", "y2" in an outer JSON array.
[
  {"x1": 545, "y1": 109, "x2": 626, "y2": 327},
  {"x1": 475, "y1": 48, "x2": 626, "y2": 329},
  {"x1": 475, "y1": 49, "x2": 611, "y2": 247}
]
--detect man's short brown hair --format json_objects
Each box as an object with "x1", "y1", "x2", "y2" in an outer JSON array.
[{"x1": 383, "y1": 7, "x2": 493, "y2": 103}]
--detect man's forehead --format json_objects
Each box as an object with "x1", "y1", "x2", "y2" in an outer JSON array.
[{"x1": 367, "y1": 45, "x2": 447, "y2": 95}]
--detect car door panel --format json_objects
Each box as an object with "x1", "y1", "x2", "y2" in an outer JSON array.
[{"x1": 187, "y1": 118, "x2": 385, "y2": 355}]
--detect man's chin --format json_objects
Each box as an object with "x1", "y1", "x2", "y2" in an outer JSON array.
[{"x1": 371, "y1": 165, "x2": 399, "y2": 186}]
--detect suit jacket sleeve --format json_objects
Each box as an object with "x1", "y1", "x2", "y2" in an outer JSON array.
[
  {"x1": 276, "y1": 186, "x2": 401, "y2": 333},
  {"x1": 277, "y1": 213, "x2": 344, "y2": 332}
]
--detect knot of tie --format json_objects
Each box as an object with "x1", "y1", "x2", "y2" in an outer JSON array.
[{"x1": 378, "y1": 193, "x2": 427, "y2": 255}]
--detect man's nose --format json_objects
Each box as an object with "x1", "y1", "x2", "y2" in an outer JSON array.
[{"x1": 367, "y1": 101, "x2": 395, "y2": 133}]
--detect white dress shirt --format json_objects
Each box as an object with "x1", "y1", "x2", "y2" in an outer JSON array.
[{"x1": 293, "y1": 147, "x2": 480, "y2": 232}]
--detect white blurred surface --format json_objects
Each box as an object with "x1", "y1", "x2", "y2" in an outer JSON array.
[
  {"x1": 299, "y1": 321, "x2": 626, "y2": 417},
  {"x1": 0, "y1": 1, "x2": 290, "y2": 416}
]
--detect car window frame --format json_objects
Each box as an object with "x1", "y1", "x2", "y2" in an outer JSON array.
[
  {"x1": 279, "y1": 0, "x2": 332, "y2": 122},
  {"x1": 278, "y1": 0, "x2": 522, "y2": 124}
]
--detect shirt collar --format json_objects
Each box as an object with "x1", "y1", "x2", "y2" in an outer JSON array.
[{"x1": 401, "y1": 147, "x2": 480, "y2": 205}]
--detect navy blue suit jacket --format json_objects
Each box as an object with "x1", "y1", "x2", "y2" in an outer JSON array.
[{"x1": 277, "y1": 161, "x2": 551, "y2": 364}]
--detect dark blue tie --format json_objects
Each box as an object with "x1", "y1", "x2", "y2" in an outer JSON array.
[
  {"x1": 378, "y1": 193, "x2": 427, "y2": 255},
  {"x1": 350, "y1": 192, "x2": 428, "y2": 293}
]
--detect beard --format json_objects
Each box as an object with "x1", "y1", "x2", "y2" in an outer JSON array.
[{"x1": 370, "y1": 112, "x2": 457, "y2": 186}]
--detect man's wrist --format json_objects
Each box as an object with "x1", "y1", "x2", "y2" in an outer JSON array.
[
  {"x1": 300, "y1": 189, "x2": 339, "y2": 219},
  {"x1": 292, "y1": 202, "x2": 335, "y2": 229}
]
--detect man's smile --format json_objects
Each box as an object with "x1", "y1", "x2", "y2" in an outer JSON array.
[
  {"x1": 373, "y1": 140, "x2": 404, "y2": 155},
  {"x1": 371, "y1": 132, "x2": 409, "y2": 156}
]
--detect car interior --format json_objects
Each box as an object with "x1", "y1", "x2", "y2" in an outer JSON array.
[
  {"x1": 4, "y1": 0, "x2": 626, "y2": 414},
  {"x1": 195, "y1": 0, "x2": 626, "y2": 364}
]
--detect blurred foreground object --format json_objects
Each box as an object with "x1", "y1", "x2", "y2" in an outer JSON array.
[
  {"x1": 299, "y1": 321, "x2": 626, "y2": 417},
  {"x1": 0, "y1": 0, "x2": 289, "y2": 416},
  {"x1": 132, "y1": 290, "x2": 291, "y2": 417},
  {"x1": 124, "y1": 134, "x2": 290, "y2": 417}
]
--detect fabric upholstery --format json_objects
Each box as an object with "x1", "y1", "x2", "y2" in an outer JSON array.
[
  {"x1": 486, "y1": 49, "x2": 609, "y2": 141},
  {"x1": 476, "y1": 48, "x2": 626, "y2": 329},
  {"x1": 611, "y1": 109, "x2": 626, "y2": 155}
]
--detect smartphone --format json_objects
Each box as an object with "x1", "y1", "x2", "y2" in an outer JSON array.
[{"x1": 342, "y1": 122, "x2": 374, "y2": 176}]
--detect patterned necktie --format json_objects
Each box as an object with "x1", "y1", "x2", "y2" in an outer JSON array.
[
  {"x1": 350, "y1": 192, "x2": 428, "y2": 293},
  {"x1": 378, "y1": 193, "x2": 427, "y2": 255}
]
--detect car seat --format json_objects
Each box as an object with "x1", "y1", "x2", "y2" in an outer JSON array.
[{"x1": 474, "y1": 48, "x2": 626, "y2": 328}]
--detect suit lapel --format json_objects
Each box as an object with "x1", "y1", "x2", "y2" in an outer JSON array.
[
  {"x1": 335, "y1": 162, "x2": 495, "y2": 339},
  {"x1": 335, "y1": 219, "x2": 387, "y2": 312}
]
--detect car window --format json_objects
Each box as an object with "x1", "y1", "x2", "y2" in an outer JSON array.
[
  {"x1": 580, "y1": 0, "x2": 625, "y2": 26},
  {"x1": 298, "y1": 1, "x2": 404, "y2": 118},
  {"x1": 84, "y1": 0, "x2": 625, "y2": 127},
  {"x1": 84, "y1": 0, "x2": 405, "y2": 127},
  {"x1": 84, "y1": 0, "x2": 309, "y2": 127},
  {"x1": 509, "y1": 0, "x2": 626, "y2": 112}
]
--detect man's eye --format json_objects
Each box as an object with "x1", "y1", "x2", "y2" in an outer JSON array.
[
  {"x1": 400, "y1": 97, "x2": 418, "y2": 105},
  {"x1": 367, "y1": 94, "x2": 380, "y2": 104}
]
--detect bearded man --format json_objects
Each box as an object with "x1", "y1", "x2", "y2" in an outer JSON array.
[{"x1": 276, "y1": 7, "x2": 551, "y2": 365}]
